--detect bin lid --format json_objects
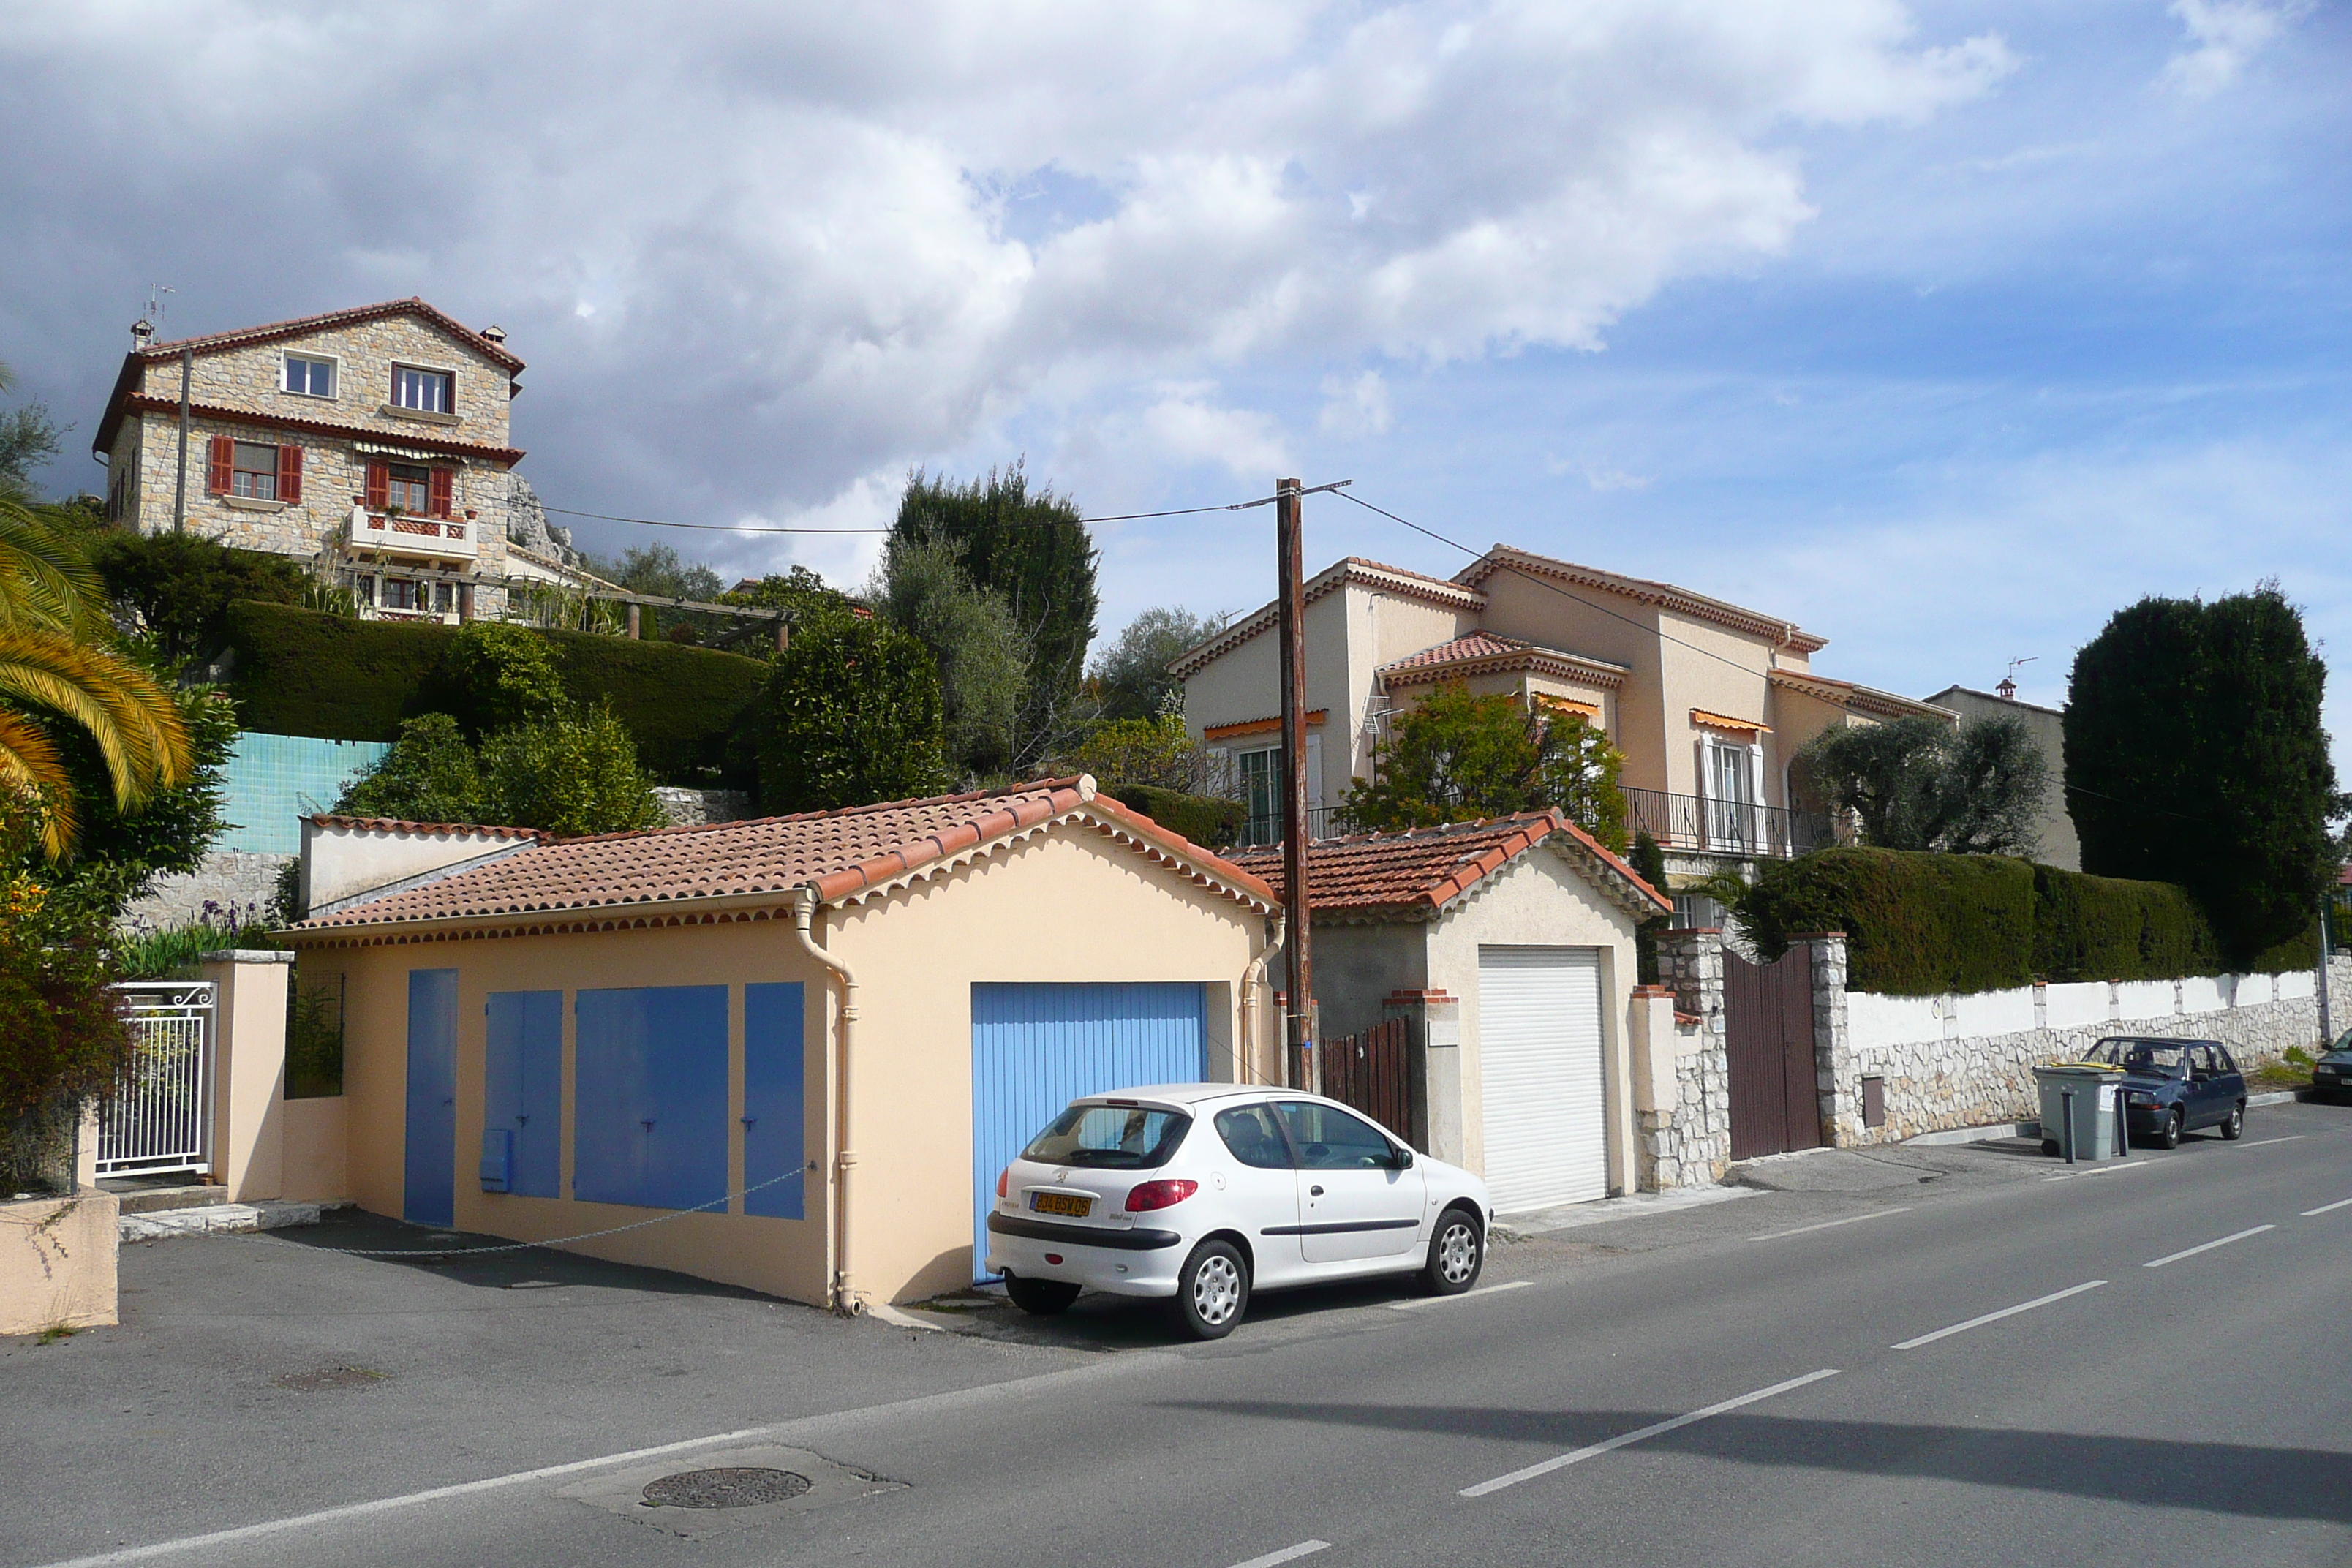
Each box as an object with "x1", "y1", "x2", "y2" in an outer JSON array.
[{"x1": 2035, "y1": 1061, "x2": 2124, "y2": 1077}]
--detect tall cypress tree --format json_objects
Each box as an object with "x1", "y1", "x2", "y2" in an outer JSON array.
[
  {"x1": 2065, "y1": 586, "x2": 2338, "y2": 965},
  {"x1": 892, "y1": 464, "x2": 1098, "y2": 768}
]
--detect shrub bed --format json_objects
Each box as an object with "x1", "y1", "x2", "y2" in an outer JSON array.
[
  {"x1": 223, "y1": 601, "x2": 768, "y2": 783},
  {"x1": 1098, "y1": 784, "x2": 1245, "y2": 851}
]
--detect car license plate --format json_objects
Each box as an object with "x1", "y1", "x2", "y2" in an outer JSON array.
[{"x1": 1030, "y1": 1191, "x2": 1091, "y2": 1218}]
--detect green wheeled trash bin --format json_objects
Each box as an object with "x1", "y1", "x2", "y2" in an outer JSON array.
[{"x1": 2034, "y1": 1063, "x2": 2127, "y2": 1162}]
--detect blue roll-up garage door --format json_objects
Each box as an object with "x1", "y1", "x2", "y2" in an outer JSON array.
[{"x1": 970, "y1": 982, "x2": 1208, "y2": 1279}]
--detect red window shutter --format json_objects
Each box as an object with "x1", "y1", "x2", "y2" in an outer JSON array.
[
  {"x1": 206, "y1": 435, "x2": 233, "y2": 495},
  {"x1": 428, "y1": 467, "x2": 453, "y2": 519},
  {"x1": 364, "y1": 462, "x2": 390, "y2": 510},
  {"x1": 277, "y1": 445, "x2": 304, "y2": 505}
]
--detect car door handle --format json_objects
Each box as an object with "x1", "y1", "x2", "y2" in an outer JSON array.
[{"x1": 1310, "y1": 1185, "x2": 1325, "y2": 1197}]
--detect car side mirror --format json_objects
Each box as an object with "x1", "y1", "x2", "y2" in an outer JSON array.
[{"x1": 1390, "y1": 1145, "x2": 1414, "y2": 1169}]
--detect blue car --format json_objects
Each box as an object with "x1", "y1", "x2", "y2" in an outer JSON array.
[
  {"x1": 2312, "y1": 1029, "x2": 2352, "y2": 1103},
  {"x1": 2081, "y1": 1036, "x2": 2247, "y2": 1149}
]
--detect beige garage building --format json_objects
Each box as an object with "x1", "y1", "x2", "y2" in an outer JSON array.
[{"x1": 283, "y1": 778, "x2": 1281, "y2": 1308}]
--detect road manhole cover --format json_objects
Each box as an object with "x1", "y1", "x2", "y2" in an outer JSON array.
[
  {"x1": 273, "y1": 1366, "x2": 385, "y2": 1391},
  {"x1": 641, "y1": 1468, "x2": 811, "y2": 1510}
]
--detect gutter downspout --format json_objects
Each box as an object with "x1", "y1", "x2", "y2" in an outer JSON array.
[
  {"x1": 1240, "y1": 913, "x2": 1284, "y2": 1088},
  {"x1": 794, "y1": 886, "x2": 859, "y2": 1315}
]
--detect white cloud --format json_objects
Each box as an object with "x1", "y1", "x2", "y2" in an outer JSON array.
[
  {"x1": 1140, "y1": 388, "x2": 1293, "y2": 480},
  {"x1": 0, "y1": 0, "x2": 2013, "y2": 538},
  {"x1": 2159, "y1": 0, "x2": 2311, "y2": 98},
  {"x1": 1318, "y1": 371, "x2": 1393, "y2": 440},
  {"x1": 1582, "y1": 466, "x2": 1653, "y2": 492}
]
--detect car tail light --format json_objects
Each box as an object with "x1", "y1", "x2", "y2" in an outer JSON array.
[
  {"x1": 997, "y1": 1168, "x2": 1009, "y2": 1199},
  {"x1": 1124, "y1": 1179, "x2": 1199, "y2": 1213}
]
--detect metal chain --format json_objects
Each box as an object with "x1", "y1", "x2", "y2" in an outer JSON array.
[{"x1": 277, "y1": 1167, "x2": 809, "y2": 1258}]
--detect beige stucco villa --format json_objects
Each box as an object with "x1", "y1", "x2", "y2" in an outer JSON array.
[
  {"x1": 1177, "y1": 547, "x2": 1956, "y2": 908},
  {"x1": 1232, "y1": 811, "x2": 1670, "y2": 1215},
  {"x1": 280, "y1": 779, "x2": 1283, "y2": 1308}
]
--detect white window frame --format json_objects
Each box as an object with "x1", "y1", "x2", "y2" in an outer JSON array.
[
  {"x1": 1698, "y1": 733, "x2": 1763, "y2": 852},
  {"x1": 281, "y1": 351, "x2": 340, "y2": 400},
  {"x1": 388, "y1": 361, "x2": 459, "y2": 415}
]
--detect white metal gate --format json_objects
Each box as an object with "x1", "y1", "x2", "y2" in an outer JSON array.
[{"x1": 99, "y1": 981, "x2": 216, "y2": 1177}]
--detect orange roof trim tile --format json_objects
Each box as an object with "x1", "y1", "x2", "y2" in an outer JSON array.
[
  {"x1": 1229, "y1": 811, "x2": 1667, "y2": 922},
  {"x1": 283, "y1": 778, "x2": 1278, "y2": 945},
  {"x1": 1202, "y1": 710, "x2": 1328, "y2": 742},
  {"x1": 307, "y1": 815, "x2": 546, "y2": 840},
  {"x1": 1691, "y1": 708, "x2": 1771, "y2": 735}
]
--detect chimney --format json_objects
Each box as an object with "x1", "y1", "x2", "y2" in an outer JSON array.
[
  {"x1": 480, "y1": 324, "x2": 507, "y2": 344},
  {"x1": 1995, "y1": 676, "x2": 2018, "y2": 700},
  {"x1": 131, "y1": 318, "x2": 154, "y2": 349}
]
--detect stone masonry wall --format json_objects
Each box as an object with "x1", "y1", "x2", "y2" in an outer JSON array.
[
  {"x1": 652, "y1": 788, "x2": 755, "y2": 828},
  {"x1": 1826, "y1": 945, "x2": 2351, "y2": 1146},
  {"x1": 1646, "y1": 929, "x2": 1733, "y2": 1188},
  {"x1": 118, "y1": 851, "x2": 293, "y2": 935}
]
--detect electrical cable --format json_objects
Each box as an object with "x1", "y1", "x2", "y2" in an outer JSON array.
[{"x1": 534, "y1": 492, "x2": 1296, "y2": 536}]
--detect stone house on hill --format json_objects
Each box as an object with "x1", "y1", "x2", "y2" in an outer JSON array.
[{"x1": 94, "y1": 298, "x2": 599, "y2": 623}]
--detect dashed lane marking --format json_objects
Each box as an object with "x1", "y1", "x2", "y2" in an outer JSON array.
[
  {"x1": 2144, "y1": 1225, "x2": 2275, "y2": 1268},
  {"x1": 1891, "y1": 1281, "x2": 2106, "y2": 1350},
  {"x1": 2301, "y1": 1196, "x2": 2352, "y2": 1217},
  {"x1": 1226, "y1": 1542, "x2": 1330, "y2": 1568},
  {"x1": 1391, "y1": 1281, "x2": 1533, "y2": 1311},
  {"x1": 1748, "y1": 1207, "x2": 1912, "y2": 1242},
  {"x1": 1458, "y1": 1369, "x2": 1842, "y2": 1498}
]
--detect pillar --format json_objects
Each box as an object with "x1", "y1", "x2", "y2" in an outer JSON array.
[
  {"x1": 1383, "y1": 990, "x2": 1460, "y2": 1164},
  {"x1": 200, "y1": 950, "x2": 294, "y2": 1202}
]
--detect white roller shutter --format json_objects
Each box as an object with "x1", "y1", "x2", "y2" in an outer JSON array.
[{"x1": 1476, "y1": 946, "x2": 1607, "y2": 1212}]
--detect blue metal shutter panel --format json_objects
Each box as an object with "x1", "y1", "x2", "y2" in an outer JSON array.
[
  {"x1": 403, "y1": 969, "x2": 459, "y2": 1227},
  {"x1": 743, "y1": 984, "x2": 806, "y2": 1219},
  {"x1": 485, "y1": 992, "x2": 561, "y2": 1197},
  {"x1": 969, "y1": 982, "x2": 1209, "y2": 1279},
  {"x1": 574, "y1": 987, "x2": 729, "y2": 1210}
]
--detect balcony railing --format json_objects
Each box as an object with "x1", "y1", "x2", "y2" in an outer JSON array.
[
  {"x1": 1237, "y1": 804, "x2": 1344, "y2": 848},
  {"x1": 349, "y1": 509, "x2": 478, "y2": 562},
  {"x1": 1624, "y1": 786, "x2": 1836, "y2": 860}
]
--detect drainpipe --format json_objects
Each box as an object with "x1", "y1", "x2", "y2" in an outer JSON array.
[
  {"x1": 794, "y1": 886, "x2": 859, "y2": 1315},
  {"x1": 1239, "y1": 914, "x2": 1285, "y2": 1088}
]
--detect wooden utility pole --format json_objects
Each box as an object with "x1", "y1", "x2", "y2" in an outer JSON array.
[
  {"x1": 170, "y1": 347, "x2": 192, "y2": 532},
  {"x1": 1275, "y1": 475, "x2": 1315, "y2": 1090}
]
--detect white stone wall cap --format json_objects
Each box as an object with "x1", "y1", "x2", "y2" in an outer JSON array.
[{"x1": 198, "y1": 949, "x2": 296, "y2": 964}]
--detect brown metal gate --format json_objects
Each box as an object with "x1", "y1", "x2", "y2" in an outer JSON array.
[
  {"x1": 1314, "y1": 1017, "x2": 1412, "y2": 1136},
  {"x1": 1723, "y1": 946, "x2": 1822, "y2": 1160}
]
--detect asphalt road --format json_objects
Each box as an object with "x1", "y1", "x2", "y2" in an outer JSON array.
[{"x1": 12, "y1": 1098, "x2": 2351, "y2": 1568}]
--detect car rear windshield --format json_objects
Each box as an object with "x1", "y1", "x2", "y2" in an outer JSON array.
[
  {"x1": 2088, "y1": 1039, "x2": 2185, "y2": 1074},
  {"x1": 1021, "y1": 1104, "x2": 1191, "y2": 1169}
]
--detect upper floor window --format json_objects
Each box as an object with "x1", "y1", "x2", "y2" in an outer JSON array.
[
  {"x1": 206, "y1": 435, "x2": 301, "y2": 502},
  {"x1": 230, "y1": 442, "x2": 279, "y2": 499},
  {"x1": 383, "y1": 462, "x2": 431, "y2": 513},
  {"x1": 391, "y1": 366, "x2": 454, "y2": 415},
  {"x1": 282, "y1": 354, "x2": 336, "y2": 399}
]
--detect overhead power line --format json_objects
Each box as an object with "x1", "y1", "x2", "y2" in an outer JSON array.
[{"x1": 534, "y1": 490, "x2": 1313, "y2": 537}]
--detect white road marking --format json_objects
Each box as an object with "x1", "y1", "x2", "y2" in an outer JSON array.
[
  {"x1": 1390, "y1": 1281, "x2": 1533, "y2": 1311},
  {"x1": 2043, "y1": 1162, "x2": 2155, "y2": 1183},
  {"x1": 2144, "y1": 1225, "x2": 2276, "y2": 1268},
  {"x1": 1458, "y1": 1368, "x2": 1841, "y2": 1498},
  {"x1": 2236, "y1": 1135, "x2": 2306, "y2": 1149},
  {"x1": 2301, "y1": 1196, "x2": 2352, "y2": 1217},
  {"x1": 1227, "y1": 1542, "x2": 1330, "y2": 1568},
  {"x1": 1748, "y1": 1207, "x2": 1912, "y2": 1242},
  {"x1": 1891, "y1": 1281, "x2": 2106, "y2": 1350}
]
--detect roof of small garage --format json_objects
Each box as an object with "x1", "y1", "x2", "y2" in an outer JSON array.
[
  {"x1": 282, "y1": 776, "x2": 1279, "y2": 944},
  {"x1": 1229, "y1": 811, "x2": 1668, "y2": 924}
]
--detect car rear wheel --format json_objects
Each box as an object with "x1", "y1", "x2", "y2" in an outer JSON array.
[
  {"x1": 2040, "y1": 1139, "x2": 2062, "y2": 1157},
  {"x1": 1171, "y1": 1239, "x2": 1248, "y2": 1341},
  {"x1": 1422, "y1": 1207, "x2": 1485, "y2": 1295},
  {"x1": 2160, "y1": 1109, "x2": 2184, "y2": 1150},
  {"x1": 1005, "y1": 1275, "x2": 1081, "y2": 1316},
  {"x1": 2221, "y1": 1102, "x2": 2245, "y2": 1140}
]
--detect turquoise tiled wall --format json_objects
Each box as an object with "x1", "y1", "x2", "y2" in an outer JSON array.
[{"x1": 218, "y1": 732, "x2": 393, "y2": 854}]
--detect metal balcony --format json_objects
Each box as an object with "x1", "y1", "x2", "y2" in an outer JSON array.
[{"x1": 1624, "y1": 786, "x2": 1836, "y2": 859}]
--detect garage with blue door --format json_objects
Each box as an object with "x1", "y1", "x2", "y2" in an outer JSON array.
[{"x1": 970, "y1": 981, "x2": 1209, "y2": 1277}]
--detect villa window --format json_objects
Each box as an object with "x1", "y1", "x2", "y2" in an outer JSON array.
[
  {"x1": 282, "y1": 354, "x2": 336, "y2": 399},
  {"x1": 391, "y1": 366, "x2": 454, "y2": 415},
  {"x1": 205, "y1": 437, "x2": 302, "y2": 503}
]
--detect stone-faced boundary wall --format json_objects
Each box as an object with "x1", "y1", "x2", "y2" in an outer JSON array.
[
  {"x1": 1828, "y1": 945, "x2": 2350, "y2": 1146},
  {"x1": 1643, "y1": 929, "x2": 1733, "y2": 1188}
]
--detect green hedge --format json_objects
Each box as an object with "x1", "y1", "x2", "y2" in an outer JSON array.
[
  {"x1": 1743, "y1": 848, "x2": 2035, "y2": 995},
  {"x1": 222, "y1": 600, "x2": 768, "y2": 784},
  {"x1": 1741, "y1": 846, "x2": 2318, "y2": 996},
  {"x1": 1099, "y1": 784, "x2": 1245, "y2": 851}
]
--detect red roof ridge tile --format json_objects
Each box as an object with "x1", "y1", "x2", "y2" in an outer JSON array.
[{"x1": 307, "y1": 814, "x2": 546, "y2": 840}]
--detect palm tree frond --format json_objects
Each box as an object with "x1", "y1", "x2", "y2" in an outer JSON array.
[
  {"x1": 0, "y1": 630, "x2": 192, "y2": 809},
  {"x1": 0, "y1": 709, "x2": 73, "y2": 859}
]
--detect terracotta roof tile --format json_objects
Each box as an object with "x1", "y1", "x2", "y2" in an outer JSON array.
[
  {"x1": 1229, "y1": 812, "x2": 1667, "y2": 919},
  {"x1": 307, "y1": 815, "x2": 545, "y2": 840},
  {"x1": 286, "y1": 779, "x2": 1277, "y2": 938},
  {"x1": 1382, "y1": 631, "x2": 1527, "y2": 671}
]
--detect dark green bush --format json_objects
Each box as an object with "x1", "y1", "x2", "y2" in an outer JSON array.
[
  {"x1": 1741, "y1": 848, "x2": 2037, "y2": 996},
  {"x1": 222, "y1": 601, "x2": 768, "y2": 783},
  {"x1": 2031, "y1": 864, "x2": 2219, "y2": 983},
  {"x1": 1743, "y1": 845, "x2": 2313, "y2": 996},
  {"x1": 1100, "y1": 784, "x2": 1245, "y2": 851}
]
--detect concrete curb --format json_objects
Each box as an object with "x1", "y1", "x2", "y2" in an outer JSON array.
[
  {"x1": 1897, "y1": 1089, "x2": 2315, "y2": 1151},
  {"x1": 1493, "y1": 1185, "x2": 1755, "y2": 1240},
  {"x1": 120, "y1": 1199, "x2": 352, "y2": 1243}
]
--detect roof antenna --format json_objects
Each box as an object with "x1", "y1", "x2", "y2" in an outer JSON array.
[
  {"x1": 1997, "y1": 655, "x2": 2035, "y2": 701},
  {"x1": 133, "y1": 284, "x2": 173, "y2": 348}
]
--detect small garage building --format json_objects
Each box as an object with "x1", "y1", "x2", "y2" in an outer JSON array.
[
  {"x1": 1232, "y1": 813, "x2": 1667, "y2": 1214},
  {"x1": 283, "y1": 778, "x2": 1281, "y2": 1308}
]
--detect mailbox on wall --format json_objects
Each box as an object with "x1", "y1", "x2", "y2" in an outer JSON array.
[{"x1": 479, "y1": 1128, "x2": 514, "y2": 1193}]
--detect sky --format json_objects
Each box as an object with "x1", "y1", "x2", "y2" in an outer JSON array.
[{"x1": 2, "y1": 1, "x2": 2345, "y2": 769}]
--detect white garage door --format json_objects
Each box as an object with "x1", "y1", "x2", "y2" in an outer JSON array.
[{"x1": 1477, "y1": 946, "x2": 1607, "y2": 1212}]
